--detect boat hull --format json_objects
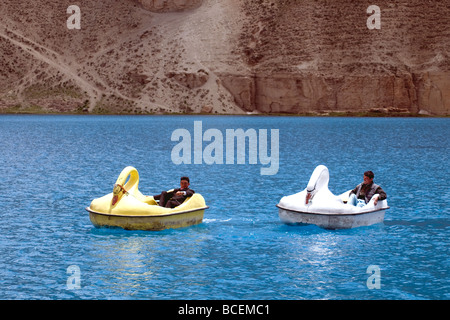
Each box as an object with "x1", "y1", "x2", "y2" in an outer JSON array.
[
  {"x1": 87, "y1": 207, "x2": 207, "y2": 231},
  {"x1": 277, "y1": 205, "x2": 386, "y2": 230}
]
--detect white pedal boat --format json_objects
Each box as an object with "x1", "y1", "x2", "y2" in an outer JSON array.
[{"x1": 276, "y1": 165, "x2": 389, "y2": 229}]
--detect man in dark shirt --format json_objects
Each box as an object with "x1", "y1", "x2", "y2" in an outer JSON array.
[
  {"x1": 349, "y1": 171, "x2": 387, "y2": 206},
  {"x1": 153, "y1": 176, "x2": 195, "y2": 208}
]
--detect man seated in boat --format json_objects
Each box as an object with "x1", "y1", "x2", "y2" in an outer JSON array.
[
  {"x1": 348, "y1": 171, "x2": 387, "y2": 207},
  {"x1": 153, "y1": 176, "x2": 195, "y2": 208}
]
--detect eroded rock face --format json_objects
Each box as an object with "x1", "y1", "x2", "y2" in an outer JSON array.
[
  {"x1": 220, "y1": 71, "x2": 450, "y2": 115},
  {"x1": 219, "y1": 74, "x2": 256, "y2": 112},
  {"x1": 137, "y1": 0, "x2": 203, "y2": 12},
  {"x1": 166, "y1": 70, "x2": 209, "y2": 89},
  {"x1": 232, "y1": 0, "x2": 450, "y2": 115},
  {"x1": 0, "y1": 0, "x2": 448, "y2": 115},
  {"x1": 415, "y1": 72, "x2": 450, "y2": 115}
]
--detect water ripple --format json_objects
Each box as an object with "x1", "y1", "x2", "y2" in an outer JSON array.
[{"x1": 0, "y1": 115, "x2": 448, "y2": 299}]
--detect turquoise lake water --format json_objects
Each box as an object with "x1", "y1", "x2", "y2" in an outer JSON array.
[{"x1": 0, "y1": 115, "x2": 448, "y2": 300}]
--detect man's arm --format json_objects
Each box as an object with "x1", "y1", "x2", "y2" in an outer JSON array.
[
  {"x1": 174, "y1": 188, "x2": 195, "y2": 197},
  {"x1": 349, "y1": 184, "x2": 359, "y2": 195},
  {"x1": 184, "y1": 189, "x2": 195, "y2": 197},
  {"x1": 375, "y1": 186, "x2": 387, "y2": 200}
]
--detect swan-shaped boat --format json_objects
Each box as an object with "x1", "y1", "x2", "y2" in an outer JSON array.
[
  {"x1": 276, "y1": 165, "x2": 389, "y2": 229},
  {"x1": 86, "y1": 166, "x2": 208, "y2": 231}
]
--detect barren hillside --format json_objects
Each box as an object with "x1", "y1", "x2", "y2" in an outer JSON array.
[{"x1": 0, "y1": 0, "x2": 449, "y2": 115}]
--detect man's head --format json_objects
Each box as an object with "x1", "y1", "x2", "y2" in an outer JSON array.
[
  {"x1": 180, "y1": 176, "x2": 190, "y2": 189},
  {"x1": 363, "y1": 171, "x2": 374, "y2": 184}
]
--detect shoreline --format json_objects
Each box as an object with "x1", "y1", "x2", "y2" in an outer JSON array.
[{"x1": 0, "y1": 110, "x2": 447, "y2": 118}]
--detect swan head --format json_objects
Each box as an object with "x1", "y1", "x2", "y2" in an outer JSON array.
[{"x1": 305, "y1": 165, "x2": 330, "y2": 204}]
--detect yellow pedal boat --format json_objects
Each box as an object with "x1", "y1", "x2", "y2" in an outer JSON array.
[{"x1": 86, "y1": 166, "x2": 209, "y2": 231}]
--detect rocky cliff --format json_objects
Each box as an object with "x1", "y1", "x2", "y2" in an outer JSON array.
[{"x1": 0, "y1": 0, "x2": 449, "y2": 115}]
